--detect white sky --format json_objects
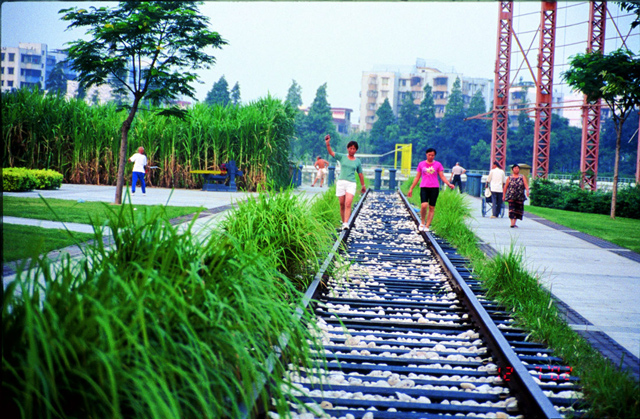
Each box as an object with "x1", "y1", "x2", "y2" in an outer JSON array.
[{"x1": 2, "y1": 1, "x2": 638, "y2": 125}]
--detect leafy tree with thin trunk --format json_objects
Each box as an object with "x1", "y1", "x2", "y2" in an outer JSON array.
[
  {"x1": 563, "y1": 48, "x2": 640, "y2": 218},
  {"x1": 61, "y1": 1, "x2": 227, "y2": 204}
]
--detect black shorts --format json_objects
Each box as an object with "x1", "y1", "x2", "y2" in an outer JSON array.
[{"x1": 420, "y1": 187, "x2": 440, "y2": 206}]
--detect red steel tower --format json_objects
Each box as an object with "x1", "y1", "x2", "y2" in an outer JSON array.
[
  {"x1": 532, "y1": 1, "x2": 557, "y2": 179},
  {"x1": 580, "y1": 2, "x2": 607, "y2": 190},
  {"x1": 490, "y1": 1, "x2": 513, "y2": 171}
]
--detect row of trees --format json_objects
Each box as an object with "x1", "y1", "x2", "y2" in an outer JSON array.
[{"x1": 282, "y1": 76, "x2": 636, "y2": 178}]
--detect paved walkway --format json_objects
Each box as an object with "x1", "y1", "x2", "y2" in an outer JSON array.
[{"x1": 465, "y1": 195, "x2": 640, "y2": 381}]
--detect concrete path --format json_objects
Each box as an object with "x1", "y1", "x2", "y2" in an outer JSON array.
[{"x1": 465, "y1": 195, "x2": 640, "y2": 380}]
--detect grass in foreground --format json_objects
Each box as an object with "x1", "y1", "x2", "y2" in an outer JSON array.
[
  {"x1": 3, "y1": 201, "x2": 323, "y2": 418},
  {"x1": 2, "y1": 196, "x2": 204, "y2": 225},
  {"x1": 3, "y1": 224, "x2": 95, "y2": 263},
  {"x1": 526, "y1": 204, "x2": 640, "y2": 253},
  {"x1": 400, "y1": 179, "x2": 640, "y2": 418}
]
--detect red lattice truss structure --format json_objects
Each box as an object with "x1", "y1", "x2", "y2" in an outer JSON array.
[{"x1": 488, "y1": 1, "x2": 639, "y2": 186}]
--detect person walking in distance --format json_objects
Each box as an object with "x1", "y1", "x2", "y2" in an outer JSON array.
[
  {"x1": 311, "y1": 155, "x2": 329, "y2": 187},
  {"x1": 503, "y1": 164, "x2": 530, "y2": 228},
  {"x1": 408, "y1": 148, "x2": 455, "y2": 232},
  {"x1": 449, "y1": 162, "x2": 466, "y2": 193},
  {"x1": 325, "y1": 134, "x2": 366, "y2": 230},
  {"x1": 486, "y1": 161, "x2": 506, "y2": 218},
  {"x1": 129, "y1": 146, "x2": 147, "y2": 195}
]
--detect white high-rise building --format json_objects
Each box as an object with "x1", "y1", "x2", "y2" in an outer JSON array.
[
  {"x1": 358, "y1": 58, "x2": 494, "y2": 132},
  {"x1": 1, "y1": 42, "x2": 75, "y2": 93}
]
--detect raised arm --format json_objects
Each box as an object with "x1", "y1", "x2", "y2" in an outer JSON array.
[{"x1": 324, "y1": 134, "x2": 335, "y2": 158}]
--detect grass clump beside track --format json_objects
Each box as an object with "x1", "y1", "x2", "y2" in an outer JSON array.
[
  {"x1": 221, "y1": 186, "x2": 336, "y2": 290},
  {"x1": 400, "y1": 179, "x2": 640, "y2": 419},
  {"x1": 3, "y1": 193, "x2": 327, "y2": 418}
]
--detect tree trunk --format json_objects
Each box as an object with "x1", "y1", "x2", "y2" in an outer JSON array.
[
  {"x1": 114, "y1": 96, "x2": 142, "y2": 205},
  {"x1": 610, "y1": 119, "x2": 622, "y2": 219}
]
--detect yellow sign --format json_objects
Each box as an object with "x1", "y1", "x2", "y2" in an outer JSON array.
[{"x1": 394, "y1": 144, "x2": 412, "y2": 176}]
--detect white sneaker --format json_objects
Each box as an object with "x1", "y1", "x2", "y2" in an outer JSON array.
[
  {"x1": 418, "y1": 224, "x2": 425, "y2": 232},
  {"x1": 342, "y1": 222, "x2": 349, "y2": 230},
  {"x1": 425, "y1": 226, "x2": 430, "y2": 232}
]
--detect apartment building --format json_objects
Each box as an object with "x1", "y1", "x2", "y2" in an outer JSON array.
[
  {"x1": 300, "y1": 106, "x2": 354, "y2": 135},
  {"x1": 508, "y1": 78, "x2": 566, "y2": 127},
  {"x1": 1, "y1": 42, "x2": 75, "y2": 93},
  {"x1": 358, "y1": 58, "x2": 494, "y2": 132}
]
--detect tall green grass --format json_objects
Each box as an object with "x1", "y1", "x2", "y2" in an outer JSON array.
[
  {"x1": 2, "y1": 90, "x2": 295, "y2": 190},
  {"x1": 2, "y1": 202, "x2": 321, "y2": 418},
  {"x1": 400, "y1": 179, "x2": 640, "y2": 418},
  {"x1": 221, "y1": 186, "x2": 335, "y2": 290}
]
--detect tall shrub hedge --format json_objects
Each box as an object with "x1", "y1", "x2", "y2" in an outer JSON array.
[
  {"x1": 2, "y1": 89, "x2": 296, "y2": 190},
  {"x1": 530, "y1": 179, "x2": 640, "y2": 219}
]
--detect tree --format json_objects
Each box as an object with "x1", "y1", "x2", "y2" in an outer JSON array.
[
  {"x1": 299, "y1": 83, "x2": 336, "y2": 159},
  {"x1": 205, "y1": 75, "x2": 230, "y2": 106},
  {"x1": 370, "y1": 98, "x2": 397, "y2": 157},
  {"x1": 438, "y1": 77, "x2": 467, "y2": 167},
  {"x1": 285, "y1": 79, "x2": 303, "y2": 109},
  {"x1": 563, "y1": 48, "x2": 640, "y2": 218},
  {"x1": 415, "y1": 84, "x2": 437, "y2": 163},
  {"x1": 61, "y1": 1, "x2": 227, "y2": 204},
  {"x1": 618, "y1": 2, "x2": 640, "y2": 29},
  {"x1": 230, "y1": 82, "x2": 241, "y2": 106},
  {"x1": 397, "y1": 93, "x2": 418, "y2": 138},
  {"x1": 45, "y1": 62, "x2": 69, "y2": 94}
]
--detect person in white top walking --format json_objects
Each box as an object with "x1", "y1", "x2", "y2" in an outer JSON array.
[
  {"x1": 129, "y1": 146, "x2": 148, "y2": 195},
  {"x1": 449, "y1": 162, "x2": 466, "y2": 193},
  {"x1": 485, "y1": 161, "x2": 506, "y2": 218}
]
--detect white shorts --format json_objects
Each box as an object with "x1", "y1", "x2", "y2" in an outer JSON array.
[
  {"x1": 315, "y1": 168, "x2": 327, "y2": 181},
  {"x1": 336, "y1": 179, "x2": 356, "y2": 197}
]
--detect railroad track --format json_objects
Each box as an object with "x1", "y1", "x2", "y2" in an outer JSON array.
[{"x1": 270, "y1": 190, "x2": 586, "y2": 419}]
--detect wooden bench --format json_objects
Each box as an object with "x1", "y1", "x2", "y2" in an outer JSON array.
[{"x1": 190, "y1": 160, "x2": 243, "y2": 192}]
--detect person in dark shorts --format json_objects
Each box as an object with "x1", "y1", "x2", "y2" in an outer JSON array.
[{"x1": 407, "y1": 148, "x2": 454, "y2": 232}]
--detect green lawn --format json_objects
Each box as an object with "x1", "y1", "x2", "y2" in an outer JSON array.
[
  {"x1": 3, "y1": 196, "x2": 204, "y2": 225},
  {"x1": 525, "y1": 205, "x2": 640, "y2": 253},
  {"x1": 3, "y1": 224, "x2": 95, "y2": 263},
  {"x1": 2, "y1": 196, "x2": 205, "y2": 263}
]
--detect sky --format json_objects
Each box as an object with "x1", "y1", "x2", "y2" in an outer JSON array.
[{"x1": 2, "y1": 1, "x2": 638, "y2": 125}]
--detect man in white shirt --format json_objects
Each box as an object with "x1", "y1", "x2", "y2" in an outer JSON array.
[
  {"x1": 449, "y1": 162, "x2": 466, "y2": 193},
  {"x1": 129, "y1": 146, "x2": 148, "y2": 195},
  {"x1": 486, "y1": 161, "x2": 506, "y2": 218}
]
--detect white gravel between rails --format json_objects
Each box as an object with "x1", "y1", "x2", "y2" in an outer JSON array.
[{"x1": 275, "y1": 193, "x2": 581, "y2": 419}]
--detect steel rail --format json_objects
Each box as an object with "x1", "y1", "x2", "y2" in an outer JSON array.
[
  {"x1": 398, "y1": 190, "x2": 562, "y2": 419},
  {"x1": 239, "y1": 189, "x2": 371, "y2": 418}
]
